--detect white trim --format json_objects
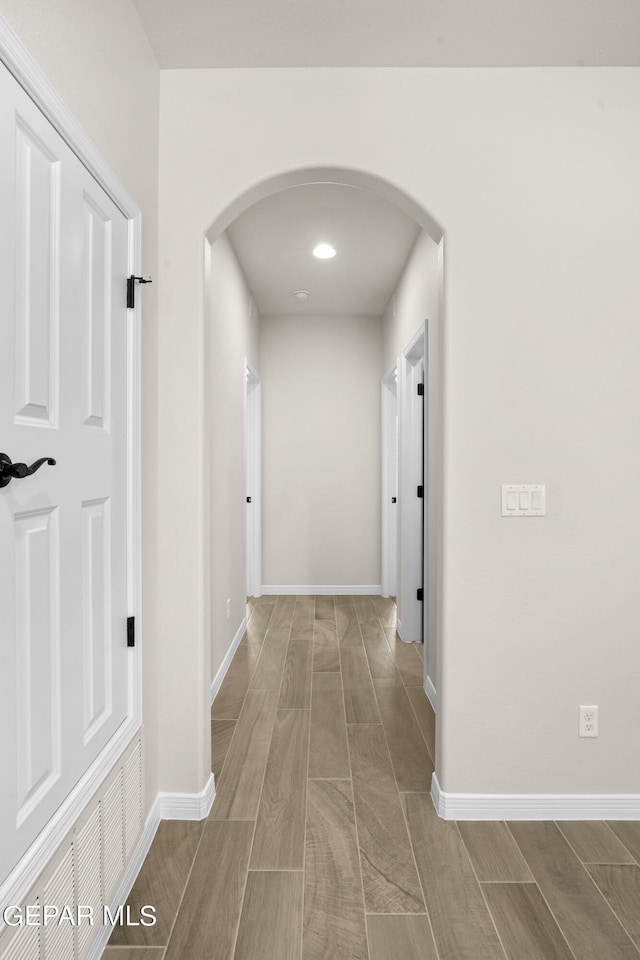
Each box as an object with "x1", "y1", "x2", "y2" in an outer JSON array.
[
  {"x1": 210, "y1": 618, "x2": 247, "y2": 705},
  {"x1": 397, "y1": 324, "x2": 426, "y2": 647},
  {"x1": 261, "y1": 585, "x2": 382, "y2": 595},
  {"x1": 425, "y1": 675, "x2": 437, "y2": 712},
  {"x1": 244, "y1": 360, "x2": 262, "y2": 599},
  {"x1": 380, "y1": 364, "x2": 398, "y2": 599},
  {"x1": 84, "y1": 796, "x2": 162, "y2": 960},
  {"x1": 431, "y1": 773, "x2": 640, "y2": 821},
  {"x1": 0, "y1": 16, "x2": 138, "y2": 219},
  {"x1": 0, "y1": 13, "x2": 143, "y2": 912},
  {"x1": 158, "y1": 773, "x2": 216, "y2": 820}
]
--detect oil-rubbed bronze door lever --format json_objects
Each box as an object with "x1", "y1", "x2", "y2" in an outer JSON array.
[{"x1": 0, "y1": 453, "x2": 56, "y2": 488}]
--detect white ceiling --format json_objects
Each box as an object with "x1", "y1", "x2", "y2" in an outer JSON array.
[
  {"x1": 132, "y1": 0, "x2": 640, "y2": 68},
  {"x1": 226, "y1": 184, "x2": 419, "y2": 317}
]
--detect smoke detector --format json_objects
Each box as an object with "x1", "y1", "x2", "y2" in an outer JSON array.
[{"x1": 293, "y1": 290, "x2": 311, "y2": 301}]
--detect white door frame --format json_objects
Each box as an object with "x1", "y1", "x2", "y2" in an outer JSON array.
[
  {"x1": 245, "y1": 360, "x2": 262, "y2": 598},
  {"x1": 0, "y1": 15, "x2": 142, "y2": 912},
  {"x1": 381, "y1": 364, "x2": 398, "y2": 598},
  {"x1": 397, "y1": 324, "x2": 427, "y2": 651}
]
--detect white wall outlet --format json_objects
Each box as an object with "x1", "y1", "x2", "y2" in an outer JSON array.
[
  {"x1": 579, "y1": 705, "x2": 598, "y2": 738},
  {"x1": 226, "y1": 598, "x2": 231, "y2": 620}
]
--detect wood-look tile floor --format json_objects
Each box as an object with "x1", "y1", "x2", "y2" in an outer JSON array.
[{"x1": 104, "y1": 596, "x2": 640, "y2": 960}]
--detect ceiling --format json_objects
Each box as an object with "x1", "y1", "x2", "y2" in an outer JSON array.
[
  {"x1": 132, "y1": 0, "x2": 640, "y2": 68},
  {"x1": 226, "y1": 184, "x2": 419, "y2": 317}
]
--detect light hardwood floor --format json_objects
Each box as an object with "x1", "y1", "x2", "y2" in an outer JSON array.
[{"x1": 104, "y1": 596, "x2": 640, "y2": 960}]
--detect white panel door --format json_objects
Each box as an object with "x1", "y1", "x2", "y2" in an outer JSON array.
[{"x1": 0, "y1": 63, "x2": 130, "y2": 886}]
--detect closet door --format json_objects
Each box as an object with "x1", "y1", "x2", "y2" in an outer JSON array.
[{"x1": 0, "y1": 61, "x2": 131, "y2": 887}]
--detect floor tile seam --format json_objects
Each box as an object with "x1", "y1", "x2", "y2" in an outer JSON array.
[
  {"x1": 393, "y1": 612, "x2": 434, "y2": 769},
  {"x1": 583, "y1": 860, "x2": 640, "y2": 866},
  {"x1": 301, "y1": 624, "x2": 314, "y2": 960},
  {"x1": 554, "y1": 820, "x2": 637, "y2": 868},
  {"x1": 452, "y1": 820, "x2": 511, "y2": 960},
  {"x1": 274, "y1": 613, "x2": 295, "y2": 708},
  {"x1": 245, "y1": 693, "x2": 289, "y2": 861},
  {"x1": 392, "y1": 793, "x2": 444, "y2": 960},
  {"x1": 372, "y1": 675, "x2": 432, "y2": 794},
  {"x1": 160, "y1": 819, "x2": 209, "y2": 955},
  {"x1": 228, "y1": 818, "x2": 258, "y2": 960},
  {"x1": 502, "y1": 822, "x2": 585, "y2": 960},
  {"x1": 607, "y1": 824, "x2": 640, "y2": 867},
  {"x1": 339, "y1": 642, "x2": 373, "y2": 960},
  {"x1": 561, "y1": 837, "x2": 640, "y2": 954},
  {"x1": 372, "y1": 702, "x2": 428, "y2": 919},
  {"x1": 211, "y1": 677, "x2": 267, "y2": 794},
  {"x1": 478, "y1": 879, "x2": 537, "y2": 885},
  {"x1": 403, "y1": 686, "x2": 434, "y2": 766},
  {"x1": 211, "y1": 719, "x2": 238, "y2": 786},
  {"x1": 308, "y1": 777, "x2": 352, "y2": 782}
]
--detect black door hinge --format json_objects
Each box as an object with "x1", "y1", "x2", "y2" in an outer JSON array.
[
  {"x1": 417, "y1": 485, "x2": 423, "y2": 498},
  {"x1": 417, "y1": 383, "x2": 424, "y2": 396},
  {"x1": 127, "y1": 275, "x2": 152, "y2": 309},
  {"x1": 417, "y1": 588, "x2": 424, "y2": 601},
  {"x1": 127, "y1": 616, "x2": 135, "y2": 648}
]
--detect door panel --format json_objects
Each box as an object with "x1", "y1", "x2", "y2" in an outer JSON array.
[{"x1": 0, "y1": 61, "x2": 131, "y2": 887}]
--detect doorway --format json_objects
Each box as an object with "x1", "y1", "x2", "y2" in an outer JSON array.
[
  {"x1": 381, "y1": 365, "x2": 399, "y2": 599},
  {"x1": 397, "y1": 325, "x2": 426, "y2": 650},
  {"x1": 245, "y1": 360, "x2": 262, "y2": 599}
]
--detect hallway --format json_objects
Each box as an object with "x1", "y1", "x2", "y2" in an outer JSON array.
[{"x1": 103, "y1": 596, "x2": 640, "y2": 960}]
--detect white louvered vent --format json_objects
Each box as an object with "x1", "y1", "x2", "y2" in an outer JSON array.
[
  {"x1": 43, "y1": 849, "x2": 74, "y2": 960},
  {"x1": 2, "y1": 899, "x2": 40, "y2": 960},
  {"x1": 123, "y1": 741, "x2": 142, "y2": 858},
  {"x1": 75, "y1": 806, "x2": 102, "y2": 957},
  {"x1": 0, "y1": 738, "x2": 142, "y2": 960},
  {"x1": 101, "y1": 769, "x2": 125, "y2": 903}
]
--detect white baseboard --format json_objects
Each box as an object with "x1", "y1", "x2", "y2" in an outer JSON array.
[
  {"x1": 261, "y1": 585, "x2": 382, "y2": 595},
  {"x1": 158, "y1": 772, "x2": 216, "y2": 821},
  {"x1": 431, "y1": 773, "x2": 640, "y2": 821},
  {"x1": 210, "y1": 617, "x2": 246, "y2": 705},
  {"x1": 425, "y1": 675, "x2": 437, "y2": 712},
  {"x1": 84, "y1": 794, "x2": 162, "y2": 960},
  {"x1": 84, "y1": 773, "x2": 214, "y2": 960}
]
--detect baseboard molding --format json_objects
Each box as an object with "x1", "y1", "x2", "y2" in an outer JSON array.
[
  {"x1": 261, "y1": 585, "x2": 382, "y2": 595},
  {"x1": 210, "y1": 617, "x2": 246, "y2": 705},
  {"x1": 424, "y1": 675, "x2": 437, "y2": 711},
  {"x1": 431, "y1": 773, "x2": 640, "y2": 821},
  {"x1": 85, "y1": 795, "x2": 162, "y2": 960},
  {"x1": 158, "y1": 773, "x2": 216, "y2": 821}
]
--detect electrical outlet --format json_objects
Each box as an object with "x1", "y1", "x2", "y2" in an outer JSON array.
[
  {"x1": 579, "y1": 705, "x2": 598, "y2": 738},
  {"x1": 226, "y1": 598, "x2": 231, "y2": 620}
]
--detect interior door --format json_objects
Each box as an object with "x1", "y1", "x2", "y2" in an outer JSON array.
[{"x1": 0, "y1": 62, "x2": 130, "y2": 886}]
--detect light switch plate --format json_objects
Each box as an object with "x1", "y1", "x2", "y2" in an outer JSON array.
[{"x1": 501, "y1": 484, "x2": 546, "y2": 517}]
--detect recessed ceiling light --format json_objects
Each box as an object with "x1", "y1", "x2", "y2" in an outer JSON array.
[
  {"x1": 313, "y1": 243, "x2": 336, "y2": 259},
  {"x1": 293, "y1": 289, "x2": 310, "y2": 301}
]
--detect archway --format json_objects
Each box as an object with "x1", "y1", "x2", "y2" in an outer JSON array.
[{"x1": 203, "y1": 164, "x2": 445, "y2": 785}]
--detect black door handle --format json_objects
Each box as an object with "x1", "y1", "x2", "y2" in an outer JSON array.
[
  {"x1": 0, "y1": 453, "x2": 56, "y2": 488},
  {"x1": 391, "y1": 497, "x2": 397, "y2": 503},
  {"x1": 246, "y1": 496, "x2": 252, "y2": 503}
]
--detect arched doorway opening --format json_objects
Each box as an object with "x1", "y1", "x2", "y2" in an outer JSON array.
[{"x1": 203, "y1": 164, "x2": 445, "y2": 783}]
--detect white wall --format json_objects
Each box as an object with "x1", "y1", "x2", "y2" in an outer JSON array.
[
  {"x1": 207, "y1": 233, "x2": 260, "y2": 680},
  {"x1": 383, "y1": 231, "x2": 442, "y2": 698},
  {"x1": 261, "y1": 314, "x2": 382, "y2": 590},
  {"x1": 0, "y1": 0, "x2": 162, "y2": 810},
  {"x1": 158, "y1": 67, "x2": 640, "y2": 800}
]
